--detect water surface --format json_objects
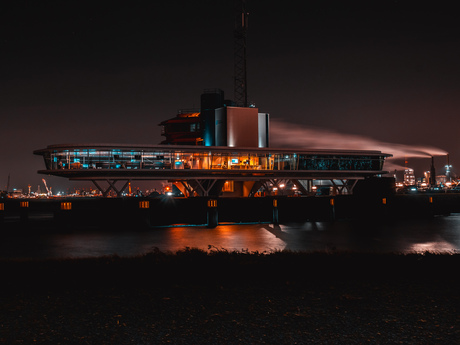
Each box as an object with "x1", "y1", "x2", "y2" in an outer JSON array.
[{"x1": 1, "y1": 215, "x2": 459, "y2": 259}]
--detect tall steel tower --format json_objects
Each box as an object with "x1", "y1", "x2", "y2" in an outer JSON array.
[{"x1": 234, "y1": 0, "x2": 248, "y2": 107}]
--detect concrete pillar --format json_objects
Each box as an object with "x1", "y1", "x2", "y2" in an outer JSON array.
[
  {"x1": 272, "y1": 199, "x2": 279, "y2": 225},
  {"x1": 330, "y1": 198, "x2": 335, "y2": 221},
  {"x1": 54, "y1": 201, "x2": 73, "y2": 224},
  {"x1": 19, "y1": 201, "x2": 29, "y2": 223},
  {"x1": 207, "y1": 199, "x2": 218, "y2": 228},
  {"x1": 381, "y1": 197, "x2": 388, "y2": 218},
  {"x1": 0, "y1": 202, "x2": 4, "y2": 223},
  {"x1": 138, "y1": 200, "x2": 151, "y2": 227}
]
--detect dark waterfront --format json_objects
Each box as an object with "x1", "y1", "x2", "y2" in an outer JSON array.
[
  {"x1": 2, "y1": 205, "x2": 459, "y2": 344},
  {"x1": 1, "y1": 214, "x2": 459, "y2": 260}
]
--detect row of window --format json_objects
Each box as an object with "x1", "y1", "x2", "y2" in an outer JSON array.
[{"x1": 42, "y1": 149, "x2": 385, "y2": 171}]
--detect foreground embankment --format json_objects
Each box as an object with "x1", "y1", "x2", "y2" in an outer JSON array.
[
  {"x1": 2, "y1": 193, "x2": 460, "y2": 230},
  {"x1": 0, "y1": 250, "x2": 458, "y2": 344}
]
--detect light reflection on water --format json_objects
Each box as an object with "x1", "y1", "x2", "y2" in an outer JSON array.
[
  {"x1": 1, "y1": 214, "x2": 460, "y2": 259},
  {"x1": 409, "y1": 241, "x2": 457, "y2": 253}
]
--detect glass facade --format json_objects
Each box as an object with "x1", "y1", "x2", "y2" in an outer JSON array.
[{"x1": 36, "y1": 146, "x2": 388, "y2": 172}]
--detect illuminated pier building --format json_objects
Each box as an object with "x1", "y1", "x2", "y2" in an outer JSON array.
[
  {"x1": 34, "y1": 143, "x2": 389, "y2": 197},
  {"x1": 34, "y1": 89, "x2": 391, "y2": 197},
  {"x1": 34, "y1": 3, "x2": 394, "y2": 198}
]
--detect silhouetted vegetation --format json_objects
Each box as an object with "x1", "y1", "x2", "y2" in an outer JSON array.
[{"x1": 1, "y1": 249, "x2": 458, "y2": 292}]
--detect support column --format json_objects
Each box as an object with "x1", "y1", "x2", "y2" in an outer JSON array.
[
  {"x1": 330, "y1": 198, "x2": 336, "y2": 221},
  {"x1": 179, "y1": 181, "x2": 196, "y2": 197},
  {"x1": 291, "y1": 179, "x2": 310, "y2": 195},
  {"x1": 381, "y1": 197, "x2": 389, "y2": 218},
  {"x1": 0, "y1": 202, "x2": 4, "y2": 223},
  {"x1": 428, "y1": 196, "x2": 434, "y2": 217},
  {"x1": 272, "y1": 198, "x2": 279, "y2": 225},
  {"x1": 207, "y1": 199, "x2": 218, "y2": 228},
  {"x1": 19, "y1": 200, "x2": 29, "y2": 223},
  {"x1": 248, "y1": 181, "x2": 264, "y2": 197},
  {"x1": 55, "y1": 201, "x2": 74, "y2": 225},
  {"x1": 91, "y1": 180, "x2": 106, "y2": 196},
  {"x1": 346, "y1": 179, "x2": 359, "y2": 194},
  {"x1": 91, "y1": 179, "x2": 131, "y2": 197},
  {"x1": 330, "y1": 180, "x2": 339, "y2": 196},
  {"x1": 186, "y1": 179, "x2": 225, "y2": 197},
  {"x1": 138, "y1": 200, "x2": 151, "y2": 227}
]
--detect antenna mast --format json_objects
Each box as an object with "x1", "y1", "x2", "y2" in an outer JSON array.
[{"x1": 234, "y1": 0, "x2": 248, "y2": 107}]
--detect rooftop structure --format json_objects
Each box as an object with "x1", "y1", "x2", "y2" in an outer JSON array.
[
  {"x1": 159, "y1": 111, "x2": 201, "y2": 145},
  {"x1": 159, "y1": 89, "x2": 269, "y2": 148}
]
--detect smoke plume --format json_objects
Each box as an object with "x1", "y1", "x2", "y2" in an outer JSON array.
[{"x1": 270, "y1": 119, "x2": 447, "y2": 170}]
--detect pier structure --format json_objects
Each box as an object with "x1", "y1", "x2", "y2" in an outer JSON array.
[{"x1": 34, "y1": 144, "x2": 391, "y2": 197}]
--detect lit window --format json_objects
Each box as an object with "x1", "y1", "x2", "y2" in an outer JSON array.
[{"x1": 222, "y1": 181, "x2": 234, "y2": 192}]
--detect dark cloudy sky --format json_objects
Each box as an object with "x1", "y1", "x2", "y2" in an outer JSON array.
[{"x1": 1, "y1": 1, "x2": 459, "y2": 192}]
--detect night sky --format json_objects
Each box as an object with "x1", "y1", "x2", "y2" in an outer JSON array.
[{"x1": 2, "y1": 1, "x2": 460, "y2": 193}]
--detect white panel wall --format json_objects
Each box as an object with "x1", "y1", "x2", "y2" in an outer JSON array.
[{"x1": 226, "y1": 107, "x2": 259, "y2": 147}]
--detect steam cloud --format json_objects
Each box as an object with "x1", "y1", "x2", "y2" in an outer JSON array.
[{"x1": 270, "y1": 119, "x2": 448, "y2": 171}]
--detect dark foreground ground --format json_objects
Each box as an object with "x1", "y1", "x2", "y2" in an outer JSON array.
[{"x1": 0, "y1": 249, "x2": 458, "y2": 344}]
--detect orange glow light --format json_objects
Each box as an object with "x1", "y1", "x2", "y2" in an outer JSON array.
[
  {"x1": 139, "y1": 201, "x2": 150, "y2": 209},
  {"x1": 61, "y1": 202, "x2": 72, "y2": 210}
]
